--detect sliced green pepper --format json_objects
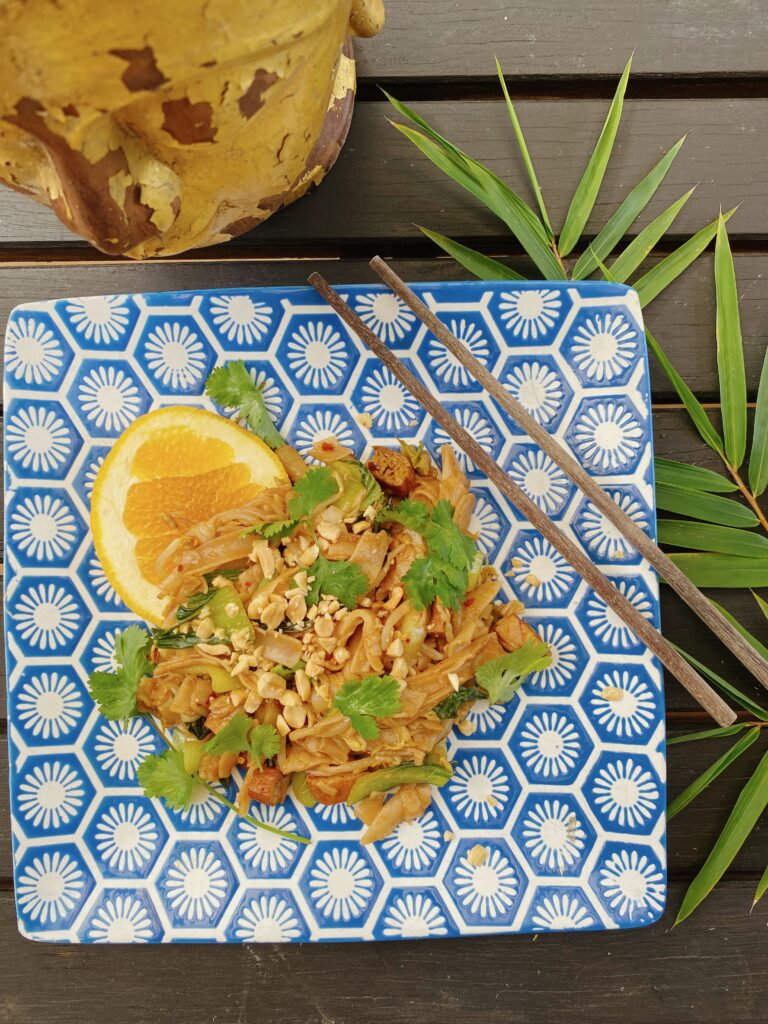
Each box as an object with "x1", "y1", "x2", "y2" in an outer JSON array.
[
  {"x1": 182, "y1": 739, "x2": 205, "y2": 774},
  {"x1": 207, "y1": 585, "x2": 254, "y2": 639},
  {"x1": 290, "y1": 771, "x2": 317, "y2": 807},
  {"x1": 347, "y1": 762, "x2": 452, "y2": 805},
  {"x1": 187, "y1": 663, "x2": 239, "y2": 693}
]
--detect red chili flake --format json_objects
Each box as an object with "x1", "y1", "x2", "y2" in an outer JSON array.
[
  {"x1": 462, "y1": 598, "x2": 475, "y2": 608},
  {"x1": 321, "y1": 441, "x2": 334, "y2": 451}
]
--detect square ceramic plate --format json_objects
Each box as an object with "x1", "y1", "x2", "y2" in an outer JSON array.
[{"x1": 4, "y1": 279, "x2": 667, "y2": 943}]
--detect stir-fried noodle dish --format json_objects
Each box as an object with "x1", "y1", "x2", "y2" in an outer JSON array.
[{"x1": 90, "y1": 362, "x2": 551, "y2": 846}]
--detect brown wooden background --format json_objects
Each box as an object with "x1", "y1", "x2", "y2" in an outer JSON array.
[{"x1": 2, "y1": 2, "x2": 767, "y2": 1021}]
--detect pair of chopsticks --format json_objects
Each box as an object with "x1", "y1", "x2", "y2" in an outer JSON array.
[{"x1": 309, "y1": 260, "x2": 768, "y2": 727}]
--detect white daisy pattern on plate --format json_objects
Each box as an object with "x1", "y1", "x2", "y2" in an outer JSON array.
[
  {"x1": 292, "y1": 408, "x2": 356, "y2": 462},
  {"x1": 380, "y1": 809, "x2": 442, "y2": 872},
  {"x1": 77, "y1": 364, "x2": 143, "y2": 432},
  {"x1": 508, "y1": 534, "x2": 576, "y2": 604},
  {"x1": 162, "y1": 845, "x2": 230, "y2": 924},
  {"x1": 432, "y1": 406, "x2": 497, "y2": 473},
  {"x1": 453, "y1": 846, "x2": 519, "y2": 920},
  {"x1": 209, "y1": 294, "x2": 272, "y2": 345},
  {"x1": 469, "y1": 495, "x2": 503, "y2": 557},
  {"x1": 86, "y1": 893, "x2": 155, "y2": 943},
  {"x1": 466, "y1": 697, "x2": 507, "y2": 736},
  {"x1": 598, "y1": 847, "x2": 665, "y2": 922},
  {"x1": 527, "y1": 623, "x2": 580, "y2": 693},
  {"x1": 521, "y1": 799, "x2": 587, "y2": 873},
  {"x1": 16, "y1": 850, "x2": 86, "y2": 926},
  {"x1": 9, "y1": 492, "x2": 80, "y2": 563},
  {"x1": 360, "y1": 365, "x2": 422, "y2": 433},
  {"x1": 570, "y1": 400, "x2": 643, "y2": 472},
  {"x1": 17, "y1": 759, "x2": 86, "y2": 831},
  {"x1": 571, "y1": 312, "x2": 638, "y2": 382},
  {"x1": 171, "y1": 784, "x2": 229, "y2": 829},
  {"x1": 504, "y1": 361, "x2": 565, "y2": 425},
  {"x1": 13, "y1": 581, "x2": 82, "y2": 651},
  {"x1": 92, "y1": 718, "x2": 157, "y2": 782},
  {"x1": 232, "y1": 894, "x2": 303, "y2": 942},
  {"x1": 518, "y1": 711, "x2": 584, "y2": 780},
  {"x1": 427, "y1": 318, "x2": 492, "y2": 388},
  {"x1": 94, "y1": 802, "x2": 161, "y2": 874},
  {"x1": 311, "y1": 800, "x2": 357, "y2": 828},
  {"x1": 15, "y1": 671, "x2": 84, "y2": 741},
  {"x1": 6, "y1": 316, "x2": 65, "y2": 385},
  {"x1": 354, "y1": 292, "x2": 415, "y2": 344},
  {"x1": 575, "y1": 490, "x2": 648, "y2": 561},
  {"x1": 448, "y1": 755, "x2": 511, "y2": 824},
  {"x1": 84, "y1": 553, "x2": 121, "y2": 606},
  {"x1": 5, "y1": 404, "x2": 73, "y2": 475},
  {"x1": 589, "y1": 670, "x2": 657, "y2": 739},
  {"x1": 591, "y1": 758, "x2": 661, "y2": 830},
  {"x1": 507, "y1": 448, "x2": 571, "y2": 515},
  {"x1": 499, "y1": 289, "x2": 562, "y2": 340},
  {"x1": 236, "y1": 805, "x2": 301, "y2": 874},
  {"x1": 143, "y1": 321, "x2": 208, "y2": 390},
  {"x1": 531, "y1": 892, "x2": 595, "y2": 931},
  {"x1": 585, "y1": 579, "x2": 654, "y2": 650},
  {"x1": 286, "y1": 320, "x2": 349, "y2": 391},
  {"x1": 82, "y1": 451, "x2": 106, "y2": 499},
  {"x1": 308, "y1": 846, "x2": 375, "y2": 922},
  {"x1": 65, "y1": 295, "x2": 131, "y2": 345},
  {"x1": 381, "y1": 892, "x2": 448, "y2": 938}
]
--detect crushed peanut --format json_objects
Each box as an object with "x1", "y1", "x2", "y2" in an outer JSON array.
[
  {"x1": 355, "y1": 411, "x2": 373, "y2": 428},
  {"x1": 299, "y1": 543, "x2": 320, "y2": 567},
  {"x1": 466, "y1": 844, "x2": 488, "y2": 867},
  {"x1": 448, "y1": 671, "x2": 461, "y2": 692},
  {"x1": 457, "y1": 718, "x2": 476, "y2": 736}
]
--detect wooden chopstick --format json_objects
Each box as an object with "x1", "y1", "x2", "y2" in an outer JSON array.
[
  {"x1": 309, "y1": 270, "x2": 737, "y2": 727},
  {"x1": 368, "y1": 257, "x2": 768, "y2": 699}
]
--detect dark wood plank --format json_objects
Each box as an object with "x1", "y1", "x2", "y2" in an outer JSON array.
[
  {"x1": 1, "y1": 256, "x2": 767, "y2": 401},
  {"x1": 358, "y1": 1, "x2": 768, "y2": 80},
  {"x1": 0, "y1": 98, "x2": 766, "y2": 248},
  {"x1": 1, "y1": 882, "x2": 766, "y2": 1024}
]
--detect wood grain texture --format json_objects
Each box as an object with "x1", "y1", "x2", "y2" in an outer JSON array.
[
  {"x1": 1, "y1": 882, "x2": 767, "y2": 1024},
  {"x1": 357, "y1": 1, "x2": 768, "y2": 79},
  {"x1": 0, "y1": 98, "x2": 765, "y2": 248},
  {"x1": 1, "y1": 256, "x2": 767, "y2": 401}
]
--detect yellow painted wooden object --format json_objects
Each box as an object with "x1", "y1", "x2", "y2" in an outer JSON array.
[{"x1": 0, "y1": 0, "x2": 385, "y2": 258}]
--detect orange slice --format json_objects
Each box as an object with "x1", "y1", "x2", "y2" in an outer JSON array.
[{"x1": 91, "y1": 406, "x2": 288, "y2": 623}]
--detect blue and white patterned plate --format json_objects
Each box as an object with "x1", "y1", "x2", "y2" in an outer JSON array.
[{"x1": 3, "y1": 280, "x2": 666, "y2": 943}]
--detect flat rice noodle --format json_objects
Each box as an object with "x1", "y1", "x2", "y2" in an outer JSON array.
[
  {"x1": 259, "y1": 628, "x2": 303, "y2": 665},
  {"x1": 349, "y1": 530, "x2": 390, "y2": 585}
]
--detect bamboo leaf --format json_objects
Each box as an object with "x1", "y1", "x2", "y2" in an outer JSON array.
[
  {"x1": 714, "y1": 215, "x2": 748, "y2": 468},
  {"x1": 390, "y1": 121, "x2": 565, "y2": 279},
  {"x1": 657, "y1": 520, "x2": 768, "y2": 557},
  {"x1": 654, "y1": 457, "x2": 737, "y2": 494},
  {"x1": 496, "y1": 58, "x2": 553, "y2": 237},
  {"x1": 418, "y1": 226, "x2": 526, "y2": 281},
  {"x1": 748, "y1": 345, "x2": 768, "y2": 496},
  {"x1": 668, "y1": 553, "x2": 768, "y2": 588},
  {"x1": 655, "y1": 483, "x2": 758, "y2": 527},
  {"x1": 634, "y1": 208, "x2": 737, "y2": 307},
  {"x1": 667, "y1": 727, "x2": 761, "y2": 820},
  {"x1": 710, "y1": 599, "x2": 768, "y2": 662},
  {"x1": 753, "y1": 864, "x2": 768, "y2": 907},
  {"x1": 645, "y1": 329, "x2": 725, "y2": 455},
  {"x1": 572, "y1": 135, "x2": 687, "y2": 280},
  {"x1": 608, "y1": 188, "x2": 695, "y2": 283},
  {"x1": 676, "y1": 744, "x2": 768, "y2": 923},
  {"x1": 672, "y1": 642, "x2": 768, "y2": 721},
  {"x1": 754, "y1": 592, "x2": 768, "y2": 624},
  {"x1": 667, "y1": 724, "x2": 747, "y2": 746},
  {"x1": 558, "y1": 55, "x2": 632, "y2": 255}
]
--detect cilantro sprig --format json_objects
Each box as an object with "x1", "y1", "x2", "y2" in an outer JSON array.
[
  {"x1": 333, "y1": 675, "x2": 402, "y2": 739},
  {"x1": 382, "y1": 498, "x2": 478, "y2": 610},
  {"x1": 475, "y1": 638, "x2": 552, "y2": 705},
  {"x1": 88, "y1": 625, "x2": 153, "y2": 719},
  {"x1": 205, "y1": 361, "x2": 285, "y2": 449},
  {"x1": 287, "y1": 466, "x2": 338, "y2": 519},
  {"x1": 306, "y1": 556, "x2": 368, "y2": 609},
  {"x1": 203, "y1": 712, "x2": 280, "y2": 770},
  {"x1": 433, "y1": 685, "x2": 484, "y2": 720}
]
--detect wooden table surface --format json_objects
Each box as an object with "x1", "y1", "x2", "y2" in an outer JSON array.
[{"x1": 2, "y1": 3, "x2": 768, "y2": 1021}]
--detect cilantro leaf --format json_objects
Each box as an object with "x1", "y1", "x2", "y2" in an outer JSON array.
[
  {"x1": 176, "y1": 589, "x2": 218, "y2": 624},
  {"x1": 88, "y1": 625, "x2": 153, "y2": 719},
  {"x1": 475, "y1": 639, "x2": 552, "y2": 705},
  {"x1": 426, "y1": 499, "x2": 477, "y2": 570},
  {"x1": 379, "y1": 498, "x2": 430, "y2": 534},
  {"x1": 433, "y1": 685, "x2": 484, "y2": 720},
  {"x1": 249, "y1": 723, "x2": 281, "y2": 769},
  {"x1": 287, "y1": 466, "x2": 338, "y2": 521},
  {"x1": 246, "y1": 517, "x2": 299, "y2": 541},
  {"x1": 402, "y1": 555, "x2": 467, "y2": 611},
  {"x1": 307, "y1": 556, "x2": 369, "y2": 609},
  {"x1": 205, "y1": 361, "x2": 285, "y2": 449},
  {"x1": 333, "y1": 675, "x2": 402, "y2": 739},
  {"x1": 204, "y1": 712, "x2": 252, "y2": 756},
  {"x1": 138, "y1": 749, "x2": 196, "y2": 809}
]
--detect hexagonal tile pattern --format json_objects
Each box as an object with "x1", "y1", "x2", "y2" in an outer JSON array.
[{"x1": 5, "y1": 280, "x2": 666, "y2": 942}]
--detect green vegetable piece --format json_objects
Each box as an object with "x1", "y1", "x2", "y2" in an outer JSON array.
[
  {"x1": 347, "y1": 763, "x2": 452, "y2": 805},
  {"x1": 433, "y1": 685, "x2": 484, "y2": 720},
  {"x1": 333, "y1": 461, "x2": 384, "y2": 517},
  {"x1": 291, "y1": 771, "x2": 317, "y2": 807},
  {"x1": 186, "y1": 663, "x2": 239, "y2": 693},
  {"x1": 207, "y1": 585, "x2": 253, "y2": 639},
  {"x1": 182, "y1": 739, "x2": 205, "y2": 775}
]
